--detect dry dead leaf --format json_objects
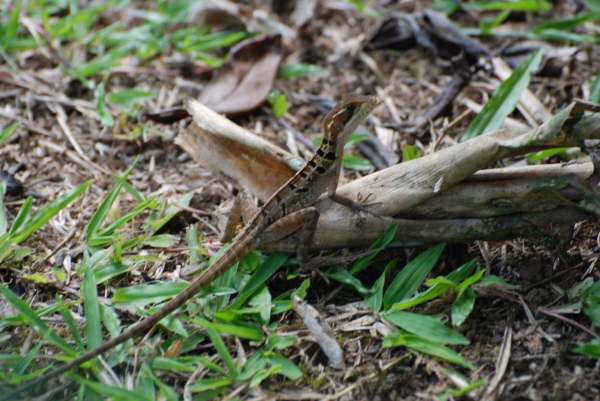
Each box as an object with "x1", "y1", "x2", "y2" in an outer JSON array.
[{"x1": 200, "y1": 34, "x2": 282, "y2": 115}]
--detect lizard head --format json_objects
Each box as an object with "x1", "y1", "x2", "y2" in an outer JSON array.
[{"x1": 322, "y1": 95, "x2": 380, "y2": 143}]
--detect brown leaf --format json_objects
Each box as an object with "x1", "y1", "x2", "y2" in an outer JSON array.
[{"x1": 199, "y1": 34, "x2": 282, "y2": 115}]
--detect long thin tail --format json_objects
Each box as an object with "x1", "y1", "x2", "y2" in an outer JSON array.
[{"x1": 5, "y1": 235, "x2": 255, "y2": 398}]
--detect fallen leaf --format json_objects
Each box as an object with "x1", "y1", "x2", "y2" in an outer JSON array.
[{"x1": 200, "y1": 34, "x2": 282, "y2": 115}]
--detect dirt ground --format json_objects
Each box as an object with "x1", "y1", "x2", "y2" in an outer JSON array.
[{"x1": 1, "y1": 0, "x2": 600, "y2": 400}]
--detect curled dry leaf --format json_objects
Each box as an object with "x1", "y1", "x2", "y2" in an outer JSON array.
[
  {"x1": 200, "y1": 34, "x2": 283, "y2": 115},
  {"x1": 177, "y1": 99, "x2": 300, "y2": 201}
]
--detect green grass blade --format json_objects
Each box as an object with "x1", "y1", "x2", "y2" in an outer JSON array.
[
  {"x1": 112, "y1": 282, "x2": 189, "y2": 308},
  {"x1": 590, "y1": 70, "x2": 600, "y2": 103},
  {"x1": 465, "y1": 0, "x2": 551, "y2": 11},
  {"x1": 8, "y1": 197, "x2": 32, "y2": 236},
  {"x1": 57, "y1": 296, "x2": 84, "y2": 350},
  {"x1": 0, "y1": 122, "x2": 18, "y2": 146},
  {"x1": 351, "y1": 222, "x2": 399, "y2": 274},
  {"x1": 382, "y1": 311, "x2": 469, "y2": 345},
  {"x1": 451, "y1": 287, "x2": 476, "y2": 326},
  {"x1": 205, "y1": 326, "x2": 238, "y2": 376},
  {"x1": 109, "y1": 89, "x2": 156, "y2": 108},
  {"x1": 229, "y1": 252, "x2": 288, "y2": 309},
  {"x1": 328, "y1": 266, "x2": 373, "y2": 295},
  {"x1": 0, "y1": 183, "x2": 7, "y2": 236},
  {"x1": 94, "y1": 80, "x2": 115, "y2": 126},
  {"x1": 5, "y1": 0, "x2": 21, "y2": 41},
  {"x1": 193, "y1": 318, "x2": 263, "y2": 341},
  {"x1": 14, "y1": 343, "x2": 42, "y2": 376},
  {"x1": 584, "y1": 0, "x2": 600, "y2": 12},
  {"x1": 390, "y1": 258, "x2": 477, "y2": 311},
  {"x1": 12, "y1": 181, "x2": 93, "y2": 243},
  {"x1": 96, "y1": 198, "x2": 157, "y2": 238},
  {"x1": 532, "y1": 12, "x2": 600, "y2": 33},
  {"x1": 71, "y1": 374, "x2": 153, "y2": 401},
  {"x1": 86, "y1": 162, "x2": 137, "y2": 241},
  {"x1": 265, "y1": 354, "x2": 302, "y2": 380},
  {"x1": 364, "y1": 261, "x2": 390, "y2": 312},
  {"x1": 383, "y1": 334, "x2": 474, "y2": 369},
  {"x1": 277, "y1": 63, "x2": 327, "y2": 79},
  {"x1": 82, "y1": 257, "x2": 102, "y2": 350},
  {"x1": 573, "y1": 338, "x2": 600, "y2": 358},
  {"x1": 0, "y1": 285, "x2": 76, "y2": 356},
  {"x1": 383, "y1": 243, "x2": 446, "y2": 309},
  {"x1": 462, "y1": 49, "x2": 542, "y2": 141}
]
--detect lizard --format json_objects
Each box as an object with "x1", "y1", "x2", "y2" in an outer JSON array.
[{"x1": 8, "y1": 95, "x2": 379, "y2": 396}]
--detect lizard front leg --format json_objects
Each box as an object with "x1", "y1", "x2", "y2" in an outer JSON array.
[{"x1": 259, "y1": 207, "x2": 320, "y2": 266}]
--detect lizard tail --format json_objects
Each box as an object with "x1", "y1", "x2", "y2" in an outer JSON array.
[{"x1": 6, "y1": 233, "x2": 257, "y2": 398}]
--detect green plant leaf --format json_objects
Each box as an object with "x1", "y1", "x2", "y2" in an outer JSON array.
[
  {"x1": 0, "y1": 184, "x2": 6, "y2": 236},
  {"x1": 72, "y1": 374, "x2": 153, "y2": 401},
  {"x1": 205, "y1": 326, "x2": 238, "y2": 375},
  {"x1": 432, "y1": 0, "x2": 461, "y2": 15},
  {"x1": 533, "y1": 29, "x2": 598, "y2": 43},
  {"x1": 189, "y1": 377, "x2": 233, "y2": 393},
  {"x1": 22, "y1": 274, "x2": 49, "y2": 284},
  {"x1": 5, "y1": 0, "x2": 21, "y2": 40},
  {"x1": 532, "y1": 12, "x2": 600, "y2": 33},
  {"x1": 582, "y1": 280, "x2": 600, "y2": 327},
  {"x1": 590, "y1": 70, "x2": 600, "y2": 103},
  {"x1": 179, "y1": 31, "x2": 248, "y2": 53},
  {"x1": 438, "y1": 377, "x2": 485, "y2": 400},
  {"x1": 383, "y1": 243, "x2": 446, "y2": 309},
  {"x1": 58, "y1": 297, "x2": 84, "y2": 350},
  {"x1": 462, "y1": 49, "x2": 542, "y2": 141},
  {"x1": 152, "y1": 357, "x2": 195, "y2": 373},
  {"x1": 96, "y1": 198, "x2": 157, "y2": 239},
  {"x1": 94, "y1": 80, "x2": 114, "y2": 125},
  {"x1": 0, "y1": 285, "x2": 76, "y2": 356},
  {"x1": 328, "y1": 266, "x2": 373, "y2": 295},
  {"x1": 402, "y1": 145, "x2": 421, "y2": 161},
  {"x1": 584, "y1": 0, "x2": 600, "y2": 12},
  {"x1": 193, "y1": 318, "x2": 263, "y2": 341},
  {"x1": 8, "y1": 197, "x2": 32, "y2": 237},
  {"x1": 351, "y1": 223, "x2": 399, "y2": 274},
  {"x1": 86, "y1": 162, "x2": 136, "y2": 242},
  {"x1": 12, "y1": 181, "x2": 93, "y2": 243},
  {"x1": 480, "y1": 10, "x2": 511, "y2": 34},
  {"x1": 82, "y1": 258, "x2": 102, "y2": 350},
  {"x1": 143, "y1": 234, "x2": 176, "y2": 248},
  {"x1": 364, "y1": 262, "x2": 390, "y2": 312},
  {"x1": 343, "y1": 155, "x2": 373, "y2": 171},
  {"x1": 382, "y1": 311, "x2": 469, "y2": 345},
  {"x1": 265, "y1": 353, "x2": 302, "y2": 380},
  {"x1": 573, "y1": 338, "x2": 600, "y2": 358},
  {"x1": 451, "y1": 287, "x2": 476, "y2": 326},
  {"x1": 112, "y1": 282, "x2": 189, "y2": 307},
  {"x1": 526, "y1": 147, "x2": 572, "y2": 162},
  {"x1": 465, "y1": 0, "x2": 552, "y2": 11},
  {"x1": 476, "y1": 274, "x2": 519, "y2": 288},
  {"x1": 267, "y1": 91, "x2": 288, "y2": 118},
  {"x1": 346, "y1": 0, "x2": 366, "y2": 11},
  {"x1": 0, "y1": 122, "x2": 18, "y2": 146},
  {"x1": 229, "y1": 252, "x2": 287, "y2": 309},
  {"x1": 390, "y1": 258, "x2": 477, "y2": 311},
  {"x1": 109, "y1": 89, "x2": 156, "y2": 108},
  {"x1": 277, "y1": 63, "x2": 327, "y2": 79},
  {"x1": 383, "y1": 333, "x2": 473, "y2": 369}
]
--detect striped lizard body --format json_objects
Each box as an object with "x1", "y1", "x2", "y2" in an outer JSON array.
[{"x1": 9, "y1": 95, "x2": 379, "y2": 395}]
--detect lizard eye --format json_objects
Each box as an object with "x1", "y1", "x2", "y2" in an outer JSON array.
[{"x1": 345, "y1": 103, "x2": 357, "y2": 114}]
